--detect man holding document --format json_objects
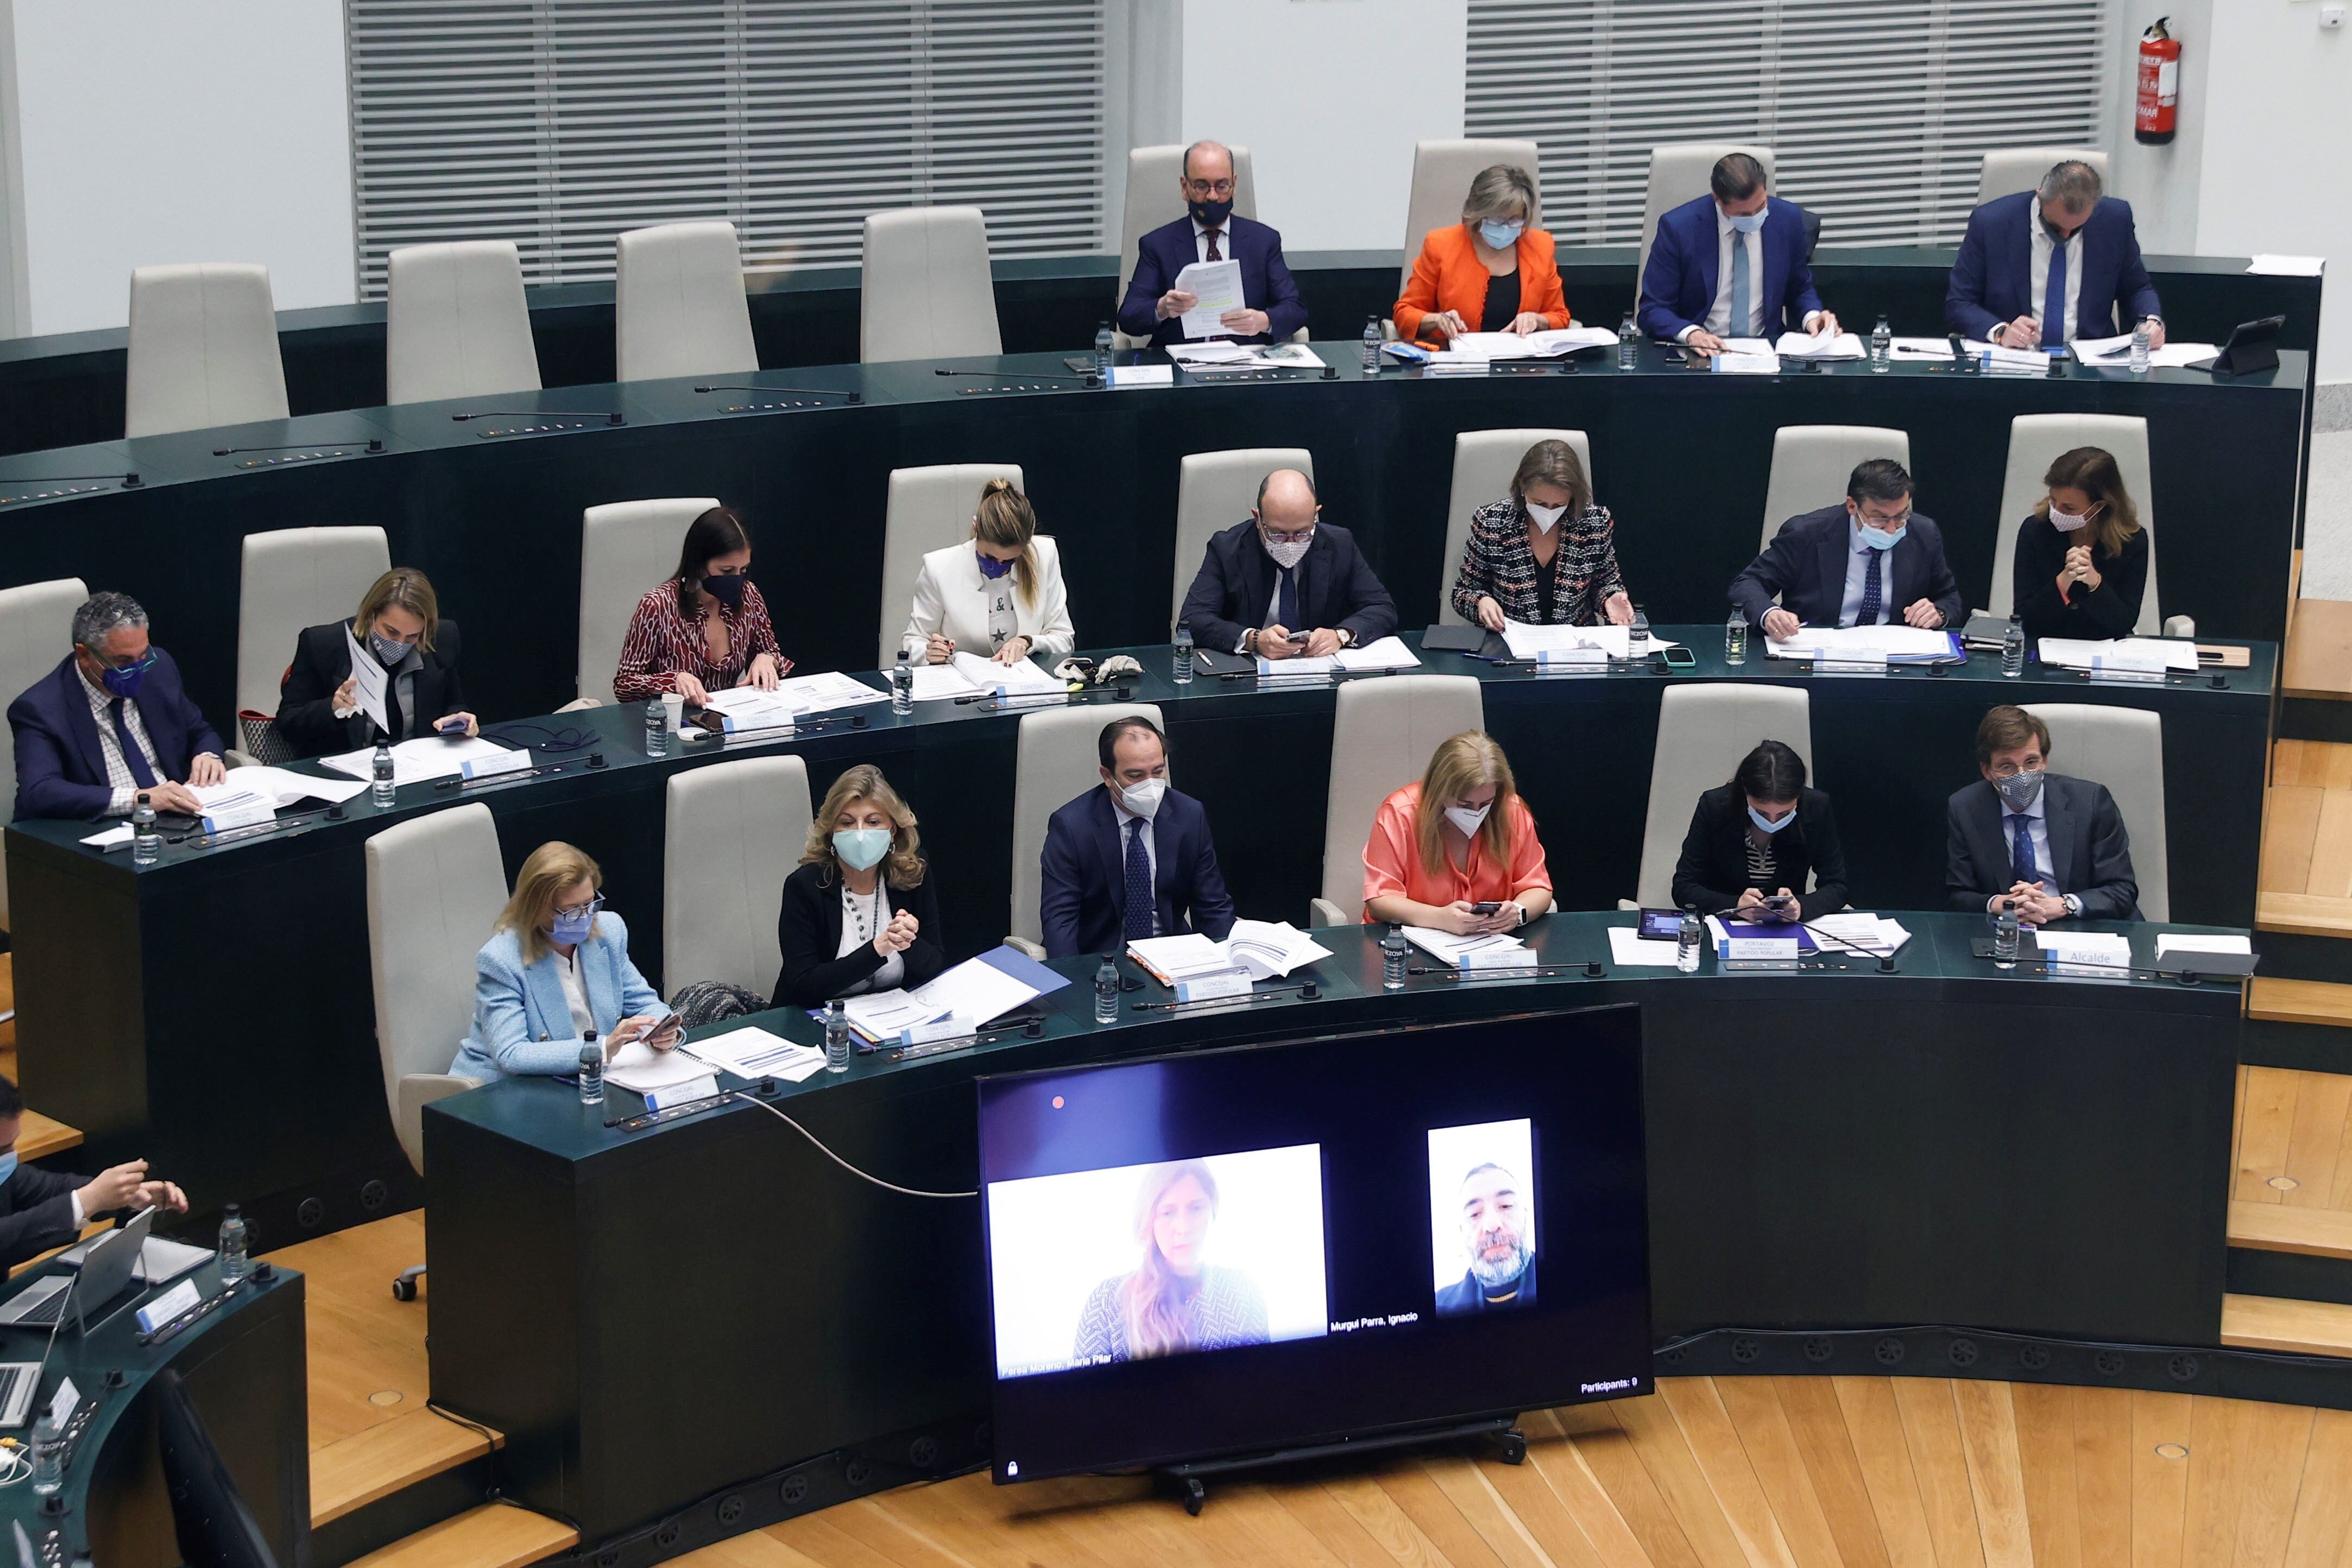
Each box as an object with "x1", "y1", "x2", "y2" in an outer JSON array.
[
  {"x1": 1117, "y1": 141, "x2": 1306, "y2": 347},
  {"x1": 1730, "y1": 460, "x2": 1964, "y2": 642}
]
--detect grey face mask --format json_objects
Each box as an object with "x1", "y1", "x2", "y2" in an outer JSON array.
[
  {"x1": 369, "y1": 630, "x2": 412, "y2": 668},
  {"x1": 1995, "y1": 769, "x2": 2045, "y2": 811}
]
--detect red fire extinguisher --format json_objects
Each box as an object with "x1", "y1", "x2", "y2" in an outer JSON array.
[{"x1": 2136, "y1": 17, "x2": 2180, "y2": 144}]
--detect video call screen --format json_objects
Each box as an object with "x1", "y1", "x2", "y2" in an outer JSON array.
[{"x1": 977, "y1": 1006, "x2": 1650, "y2": 1482}]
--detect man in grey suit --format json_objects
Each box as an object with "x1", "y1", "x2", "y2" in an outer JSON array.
[{"x1": 1946, "y1": 705, "x2": 2139, "y2": 924}]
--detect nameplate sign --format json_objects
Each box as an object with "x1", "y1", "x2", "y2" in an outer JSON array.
[
  {"x1": 1536, "y1": 648, "x2": 1607, "y2": 668},
  {"x1": 201, "y1": 799, "x2": 278, "y2": 834},
  {"x1": 714, "y1": 713, "x2": 793, "y2": 737},
  {"x1": 1725, "y1": 937, "x2": 1801, "y2": 963},
  {"x1": 2089, "y1": 654, "x2": 2166, "y2": 685},
  {"x1": 1108, "y1": 364, "x2": 1174, "y2": 390},
  {"x1": 2039, "y1": 940, "x2": 2129, "y2": 978},
  {"x1": 1813, "y1": 653, "x2": 1889, "y2": 677},
  {"x1": 1458, "y1": 946, "x2": 1535, "y2": 972},
  {"x1": 461, "y1": 748, "x2": 534, "y2": 781},
  {"x1": 136, "y1": 1279, "x2": 203, "y2": 1333},
  {"x1": 644, "y1": 1074, "x2": 721, "y2": 1110},
  {"x1": 900, "y1": 1016, "x2": 972, "y2": 1047},
  {"x1": 1176, "y1": 972, "x2": 1255, "y2": 1003}
]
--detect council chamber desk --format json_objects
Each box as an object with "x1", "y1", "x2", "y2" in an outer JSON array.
[
  {"x1": 4, "y1": 633, "x2": 2272, "y2": 1243},
  {"x1": 423, "y1": 915, "x2": 2244, "y2": 1557}
]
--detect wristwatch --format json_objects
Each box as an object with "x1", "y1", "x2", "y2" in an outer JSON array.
[
  {"x1": 2063, "y1": 893, "x2": 2084, "y2": 919},
  {"x1": 1336, "y1": 629, "x2": 1356, "y2": 649}
]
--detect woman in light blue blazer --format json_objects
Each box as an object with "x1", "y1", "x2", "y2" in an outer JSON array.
[{"x1": 451, "y1": 840, "x2": 671, "y2": 1080}]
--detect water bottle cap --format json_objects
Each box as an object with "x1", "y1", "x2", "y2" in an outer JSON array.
[{"x1": 224, "y1": 1203, "x2": 239, "y2": 1215}]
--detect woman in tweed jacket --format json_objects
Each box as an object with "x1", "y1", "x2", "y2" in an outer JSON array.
[{"x1": 1451, "y1": 438, "x2": 1634, "y2": 630}]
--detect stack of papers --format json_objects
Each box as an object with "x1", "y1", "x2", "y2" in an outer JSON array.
[
  {"x1": 1807, "y1": 912, "x2": 1913, "y2": 956},
  {"x1": 839, "y1": 945, "x2": 1065, "y2": 1042},
  {"x1": 1499, "y1": 622, "x2": 1682, "y2": 661},
  {"x1": 2154, "y1": 933, "x2": 2252, "y2": 962},
  {"x1": 684, "y1": 1025, "x2": 829, "y2": 1084},
  {"x1": 1166, "y1": 342, "x2": 1325, "y2": 371},
  {"x1": 1126, "y1": 934, "x2": 1236, "y2": 985},
  {"x1": 1334, "y1": 636, "x2": 1421, "y2": 672},
  {"x1": 1437, "y1": 328, "x2": 1615, "y2": 362},
  {"x1": 699, "y1": 686, "x2": 800, "y2": 729},
  {"x1": 1399, "y1": 927, "x2": 1523, "y2": 964},
  {"x1": 2036, "y1": 637, "x2": 2198, "y2": 673},
  {"x1": 2069, "y1": 332, "x2": 2221, "y2": 370},
  {"x1": 603, "y1": 1037, "x2": 717, "y2": 1095},
  {"x1": 908, "y1": 653, "x2": 1068, "y2": 703},
  {"x1": 1172, "y1": 259, "x2": 1244, "y2": 339},
  {"x1": 1765, "y1": 625, "x2": 1960, "y2": 663},
  {"x1": 773, "y1": 671, "x2": 891, "y2": 715},
  {"x1": 321, "y1": 734, "x2": 513, "y2": 786},
  {"x1": 1775, "y1": 331, "x2": 1865, "y2": 361},
  {"x1": 1219, "y1": 921, "x2": 1333, "y2": 980},
  {"x1": 1606, "y1": 926, "x2": 1681, "y2": 967},
  {"x1": 2247, "y1": 255, "x2": 2324, "y2": 277},
  {"x1": 205, "y1": 767, "x2": 367, "y2": 807}
]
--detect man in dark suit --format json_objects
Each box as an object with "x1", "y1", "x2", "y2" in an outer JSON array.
[
  {"x1": 1039, "y1": 716, "x2": 1235, "y2": 959},
  {"x1": 1115, "y1": 140, "x2": 1307, "y2": 348},
  {"x1": 1180, "y1": 469, "x2": 1397, "y2": 659},
  {"x1": 1945, "y1": 159, "x2": 2164, "y2": 350},
  {"x1": 9, "y1": 591, "x2": 224, "y2": 820},
  {"x1": 0, "y1": 1074, "x2": 188, "y2": 1273},
  {"x1": 1730, "y1": 459, "x2": 1964, "y2": 642},
  {"x1": 1433, "y1": 1160, "x2": 1536, "y2": 1317},
  {"x1": 1637, "y1": 152, "x2": 1836, "y2": 358},
  {"x1": 1946, "y1": 705, "x2": 2139, "y2": 924}
]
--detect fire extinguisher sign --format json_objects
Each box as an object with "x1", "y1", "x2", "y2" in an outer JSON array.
[{"x1": 2136, "y1": 17, "x2": 2180, "y2": 145}]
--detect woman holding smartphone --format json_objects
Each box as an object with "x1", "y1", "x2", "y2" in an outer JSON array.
[
  {"x1": 1670, "y1": 740, "x2": 1848, "y2": 922},
  {"x1": 1361, "y1": 731, "x2": 1553, "y2": 934}
]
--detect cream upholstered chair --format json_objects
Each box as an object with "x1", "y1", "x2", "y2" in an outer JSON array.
[
  {"x1": 124, "y1": 263, "x2": 289, "y2": 438},
  {"x1": 386, "y1": 240, "x2": 541, "y2": 405},
  {"x1": 1759, "y1": 427, "x2": 1911, "y2": 553},
  {"x1": 1985, "y1": 414, "x2": 2183, "y2": 636},
  {"x1": 1632, "y1": 685, "x2": 1813, "y2": 909},
  {"x1": 1436, "y1": 430, "x2": 1591, "y2": 625},
  {"x1": 2021, "y1": 702, "x2": 2167, "y2": 921},
  {"x1": 1380, "y1": 138, "x2": 1540, "y2": 340},
  {"x1": 1008, "y1": 702, "x2": 1163, "y2": 957},
  {"x1": 878, "y1": 463, "x2": 1024, "y2": 667},
  {"x1": 234, "y1": 527, "x2": 390, "y2": 761},
  {"x1": 0, "y1": 577, "x2": 87, "y2": 930},
  {"x1": 1636, "y1": 144, "x2": 1776, "y2": 317},
  {"x1": 1312, "y1": 675, "x2": 1485, "y2": 926},
  {"x1": 576, "y1": 497, "x2": 718, "y2": 707},
  {"x1": 1114, "y1": 144, "x2": 1261, "y2": 347},
  {"x1": 1978, "y1": 148, "x2": 2109, "y2": 206},
  {"x1": 1172, "y1": 448, "x2": 1315, "y2": 630},
  {"x1": 664, "y1": 755, "x2": 812, "y2": 996},
  {"x1": 614, "y1": 221, "x2": 758, "y2": 383},
  {"x1": 365, "y1": 802, "x2": 506, "y2": 1296},
  {"x1": 860, "y1": 207, "x2": 1003, "y2": 364}
]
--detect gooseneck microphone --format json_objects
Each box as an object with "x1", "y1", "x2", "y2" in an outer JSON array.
[
  {"x1": 694, "y1": 384, "x2": 861, "y2": 404},
  {"x1": 934, "y1": 368, "x2": 1101, "y2": 388},
  {"x1": 212, "y1": 439, "x2": 383, "y2": 456},
  {"x1": 0, "y1": 471, "x2": 143, "y2": 491},
  {"x1": 450, "y1": 410, "x2": 625, "y2": 425}
]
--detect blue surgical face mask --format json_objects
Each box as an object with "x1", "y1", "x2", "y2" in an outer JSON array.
[
  {"x1": 550, "y1": 905, "x2": 596, "y2": 946},
  {"x1": 834, "y1": 827, "x2": 891, "y2": 871},
  {"x1": 1725, "y1": 203, "x2": 1768, "y2": 234},
  {"x1": 1477, "y1": 218, "x2": 1524, "y2": 250},
  {"x1": 1852, "y1": 509, "x2": 1908, "y2": 551},
  {"x1": 0, "y1": 1153, "x2": 18, "y2": 1188},
  {"x1": 975, "y1": 551, "x2": 1014, "y2": 580},
  {"x1": 98, "y1": 658, "x2": 148, "y2": 700},
  {"x1": 1748, "y1": 804, "x2": 1796, "y2": 834}
]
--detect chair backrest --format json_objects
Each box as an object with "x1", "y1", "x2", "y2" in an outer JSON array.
[
  {"x1": 860, "y1": 206, "x2": 1004, "y2": 364},
  {"x1": 1636, "y1": 685, "x2": 1813, "y2": 908},
  {"x1": 0, "y1": 577, "x2": 87, "y2": 930},
  {"x1": 1010, "y1": 702, "x2": 1163, "y2": 946},
  {"x1": 1437, "y1": 430, "x2": 1591, "y2": 625},
  {"x1": 579, "y1": 497, "x2": 719, "y2": 704},
  {"x1": 1759, "y1": 426, "x2": 1912, "y2": 554},
  {"x1": 1401, "y1": 138, "x2": 1540, "y2": 291},
  {"x1": 614, "y1": 220, "x2": 758, "y2": 383},
  {"x1": 663, "y1": 755, "x2": 812, "y2": 995},
  {"x1": 1978, "y1": 148, "x2": 2109, "y2": 207},
  {"x1": 364, "y1": 804, "x2": 508, "y2": 1167},
  {"x1": 879, "y1": 463, "x2": 1024, "y2": 667},
  {"x1": 1118, "y1": 144, "x2": 1261, "y2": 306},
  {"x1": 1637, "y1": 144, "x2": 1776, "y2": 312},
  {"x1": 2021, "y1": 701, "x2": 2167, "y2": 921},
  {"x1": 235, "y1": 527, "x2": 392, "y2": 719},
  {"x1": 1987, "y1": 414, "x2": 2157, "y2": 633},
  {"x1": 1172, "y1": 448, "x2": 1316, "y2": 630},
  {"x1": 385, "y1": 240, "x2": 543, "y2": 406},
  {"x1": 1319, "y1": 675, "x2": 1486, "y2": 916},
  {"x1": 124, "y1": 263, "x2": 289, "y2": 438}
]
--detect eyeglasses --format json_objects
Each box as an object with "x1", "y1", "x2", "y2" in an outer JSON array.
[
  {"x1": 1184, "y1": 179, "x2": 1237, "y2": 198},
  {"x1": 1259, "y1": 526, "x2": 1316, "y2": 546},
  {"x1": 91, "y1": 648, "x2": 157, "y2": 675},
  {"x1": 554, "y1": 894, "x2": 606, "y2": 920},
  {"x1": 1856, "y1": 508, "x2": 1912, "y2": 529}
]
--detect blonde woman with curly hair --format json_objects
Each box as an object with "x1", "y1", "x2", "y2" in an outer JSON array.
[
  {"x1": 1363, "y1": 730, "x2": 1553, "y2": 936},
  {"x1": 773, "y1": 763, "x2": 944, "y2": 1007},
  {"x1": 1072, "y1": 1160, "x2": 1269, "y2": 1363}
]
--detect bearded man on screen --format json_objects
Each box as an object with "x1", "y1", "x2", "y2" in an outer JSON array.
[{"x1": 1435, "y1": 1161, "x2": 1537, "y2": 1316}]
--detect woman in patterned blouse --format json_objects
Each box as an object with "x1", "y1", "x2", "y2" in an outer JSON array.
[
  {"x1": 1451, "y1": 438, "x2": 1634, "y2": 630},
  {"x1": 613, "y1": 506, "x2": 791, "y2": 704},
  {"x1": 1071, "y1": 1160, "x2": 1268, "y2": 1363}
]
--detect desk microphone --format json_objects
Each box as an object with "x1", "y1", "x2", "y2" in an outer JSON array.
[
  {"x1": 450, "y1": 410, "x2": 625, "y2": 425},
  {"x1": 693, "y1": 384, "x2": 861, "y2": 404},
  {"x1": 212, "y1": 439, "x2": 383, "y2": 456},
  {"x1": 1947, "y1": 333, "x2": 1975, "y2": 372},
  {"x1": 934, "y1": 369, "x2": 1101, "y2": 388},
  {"x1": 0, "y1": 471, "x2": 142, "y2": 495}
]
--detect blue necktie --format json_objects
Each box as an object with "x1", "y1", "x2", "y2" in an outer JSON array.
[
  {"x1": 1857, "y1": 549, "x2": 1883, "y2": 627},
  {"x1": 1277, "y1": 565, "x2": 1300, "y2": 632},
  {"x1": 2043, "y1": 229, "x2": 2068, "y2": 347},
  {"x1": 1123, "y1": 820, "x2": 1155, "y2": 941},
  {"x1": 110, "y1": 698, "x2": 157, "y2": 789},
  {"x1": 1729, "y1": 231, "x2": 1752, "y2": 337},
  {"x1": 2008, "y1": 813, "x2": 2039, "y2": 888}
]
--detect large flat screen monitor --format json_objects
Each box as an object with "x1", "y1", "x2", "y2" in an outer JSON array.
[{"x1": 978, "y1": 1006, "x2": 1650, "y2": 1482}]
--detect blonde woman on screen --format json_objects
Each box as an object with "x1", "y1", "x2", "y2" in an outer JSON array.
[{"x1": 1072, "y1": 1160, "x2": 1269, "y2": 1362}]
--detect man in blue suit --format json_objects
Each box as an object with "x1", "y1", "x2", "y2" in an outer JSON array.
[
  {"x1": 1115, "y1": 140, "x2": 1307, "y2": 348},
  {"x1": 1180, "y1": 470, "x2": 1397, "y2": 659},
  {"x1": 1729, "y1": 459, "x2": 1965, "y2": 641},
  {"x1": 1946, "y1": 160, "x2": 2164, "y2": 350},
  {"x1": 1039, "y1": 716, "x2": 1235, "y2": 959},
  {"x1": 9, "y1": 591, "x2": 224, "y2": 820},
  {"x1": 1638, "y1": 153, "x2": 1836, "y2": 357}
]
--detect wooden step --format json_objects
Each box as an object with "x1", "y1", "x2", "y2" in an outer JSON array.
[
  {"x1": 2250, "y1": 977, "x2": 2352, "y2": 1027},
  {"x1": 311, "y1": 1407, "x2": 502, "y2": 1527},
  {"x1": 2230, "y1": 1198, "x2": 2352, "y2": 1259},
  {"x1": 2222, "y1": 1293, "x2": 2352, "y2": 1356},
  {"x1": 347, "y1": 1504, "x2": 576, "y2": 1568},
  {"x1": 2258, "y1": 893, "x2": 2352, "y2": 940},
  {"x1": 2285, "y1": 599, "x2": 2352, "y2": 700}
]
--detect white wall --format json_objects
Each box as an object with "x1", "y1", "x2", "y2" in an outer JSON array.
[
  {"x1": 13, "y1": 0, "x2": 353, "y2": 336},
  {"x1": 1180, "y1": 0, "x2": 1466, "y2": 253}
]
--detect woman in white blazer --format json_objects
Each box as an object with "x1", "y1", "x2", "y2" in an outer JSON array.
[{"x1": 900, "y1": 476, "x2": 1076, "y2": 666}]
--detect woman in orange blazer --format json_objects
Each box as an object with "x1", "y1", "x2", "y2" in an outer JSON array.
[{"x1": 1394, "y1": 164, "x2": 1572, "y2": 342}]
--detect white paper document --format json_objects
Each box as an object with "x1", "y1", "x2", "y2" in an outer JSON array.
[
  {"x1": 2248, "y1": 255, "x2": 2324, "y2": 277},
  {"x1": 1498, "y1": 622, "x2": 1680, "y2": 661},
  {"x1": 1774, "y1": 331, "x2": 1866, "y2": 361},
  {"x1": 1220, "y1": 920, "x2": 1333, "y2": 980},
  {"x1": 1165, "y1": 341, "x2": 1324, "y2": 370},
  {"x1": 907, "y1": 663, "x2": 975, "y2": 703},
  {"x1": 79, "y1": 824, "x2": 133, "y2": 849},
  {"x1": 1808, "y1": 912, "x2": 1913, "y2": 956},
  {"x1": 685, "y1": 1025, "x2": 828, "y2": 1083},
  {"x1": 1607, "y1": 926, "x2": 1682, "y2": 967},
  {"x1": 2153, "y1": 933, "x2": 2253, "y2": 961},
  {"x1": 1174, "y1": 259, "x2": 1245, "y2": 339},
  {"x1": 206, "y1": 766, "x2": 367, "y2": 808},
  {"x1": 772, "y1": 671, "x2": 891, "y2": 716},
  {"x1": 2036, "y1": 637, "x2": 2198, "y2": 672},
  {"x1": 319, "y1": 734, "x2": 512, "y2": 786},
  {"x1": 1400, "y1": 927, "x2": 1522, "y2": 964},
  {"x1": 1765, "y1": 624, "x2": 1956, "y2": 661},
  {"x1": 1333, "y1": 636, "x2": 1421, "y2": 672},
  {"x1": 841, "y1": 989, "x2": 945, "y2": 1040},
  {"x1": 342, "y1": 622, "x2": 392, "y2": 735},
  {"x1": 953, "y1": 651, "x2": 1064, "y2": 697},
  {"x1": 1126, "y1": 934, "x2": 1234, "y2": 984},
  {"x1": 907, "y1": 954, "x2": 1039, "y2": 1029},
  {"x1": 603, "y1": 1038, "x2": 717, "y2": 1095},
  {"x1": 1522, "y1": 326, "x2": 1620, "y2": 353},
  {"x1": 2067, "y1": 332, "x2": 2221, "y2": 370},
  {"x1": 1164, "y1": 340, "x2": 1254, "y2": 365}
]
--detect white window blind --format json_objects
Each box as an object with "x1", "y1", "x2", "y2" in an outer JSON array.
[
  {"x1": 1466, "y1": 1, "x2": 2111, "y2": 248},
  {"x1": 344, "y1": 0, "x2": 1107, "y2": 299}
]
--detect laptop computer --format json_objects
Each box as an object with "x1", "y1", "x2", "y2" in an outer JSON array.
[
  {"x1": 56, "y1": 1228, "x2": 212, "y2": 1287},
  {"x1": 0, "y1": 1206, "x2": 155, "y2": 1333}
]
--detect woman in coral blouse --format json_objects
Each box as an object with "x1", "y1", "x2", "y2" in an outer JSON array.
[
  {"x1": 1363, "y1": 731, "x2": 1554, "y2": 935},
  {"x1": 1393, "y1": 165, "x2": 1572, "y2": 343}
]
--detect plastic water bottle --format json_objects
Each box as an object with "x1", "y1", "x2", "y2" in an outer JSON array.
[
  {"x1": 1992, "y1": 900, "x2": 2021, "y2": 969},
  {"x1": 1360, "y1": 317, "x2": 1382, "y2": 376},
  {"x1": 2130, "y1": 319, "x2": 2152, "y2": 375},
  {"x1": 217, "y1": 1203, "x2": 251, "y2": 1284},
  {"x1": 891, "y1": 650, "x2": 914, "y2": 716},
  {"x1": 1382, "y1": 925, "x2": 1409, "y2": 990},
  {"x1": 1172, "y1": 624, "x2": 1194, "y2": 685},
  {"x1": 824, "y1": 999, "x2": 851, "y2": 1072},
  {"x1": 29, "y1": 1416, "x2": 61, "y2": 1495},
  {"x1": 1628, "y1": 605, "x2": 1651, "y2": 654},
  {"x1": 2002, "y1": 612, "x2": 2026, "y2": 678},
  {"x1": 1724, "y1": 611, "x2": 1748, "y2": 666},
  {"x1": 131, "y1": 792, "x2": 159, "y2": 865},
  {"x1": 645, "y1": 698, "x2": 667, "y2": 755},
  {"x1": 1093, "y1": 320, "x2": 1114, "y2": 370},
  {"x1": 1675, "y1": 907, "x2": 1702, "y2": 973},
  {"x1": 1095, "y1": 957, "x2": 1120, "y2": 1024},
  {"x1": 371, "y1": 742, "x2": 395, "y2": 806},
  {"x1": 1618, "y1": 312, "x2": 1639, "y2": 370},
  {"x1": 1870, "y1": 315, "x2": 1892, "y2": 373},
  {"x1": 577, "y1": 1042, "x2": 603, "y2": 1106}
]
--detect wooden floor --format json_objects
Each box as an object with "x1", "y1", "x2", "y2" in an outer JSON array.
[
  {"x1": 680, "y1": 1379, "x2": 2352, "y2": 1568},
  {"x1": 2259, "y1": 741, "x2": 2352, "y2": 937}
]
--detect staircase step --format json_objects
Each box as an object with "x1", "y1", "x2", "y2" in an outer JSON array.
[
  {"x1": 312, "y1": 1407, "x2": 502, "y2": 1527},
  {"x1": 2283, "y1": 598, "x2": 2352, "y2": 699},
  {"x1": 2258, "y1": 893, "x2": 2352, "y2": 940},
  {"x1": 2251, "y1": 977, "x2": 2352, "y2": 1027},
  {"x1": 2222, "y1": 1293, "x2": 2352, "y2": 1356},
  {"x1": 346, "y1": 1504, "x2": 576, "y2": 1568},
  {"x1": 2230, "y1": 1199, "x2": 2352, "y2": 1259}
]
